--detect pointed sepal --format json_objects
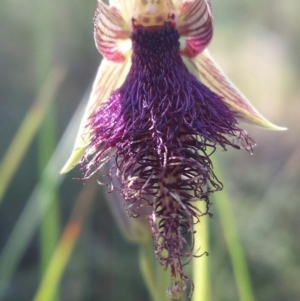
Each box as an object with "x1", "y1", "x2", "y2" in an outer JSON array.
[
  {"x1": 60, "y1": 57, "x2": 132, "y2": 174},
  {"x1": 188, "y1": 49, "x2": 286, "y2": 130}
]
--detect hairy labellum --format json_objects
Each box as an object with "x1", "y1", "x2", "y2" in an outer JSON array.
[{"x1": 83, "y1": 22, "x2": 253, "y2": 297}]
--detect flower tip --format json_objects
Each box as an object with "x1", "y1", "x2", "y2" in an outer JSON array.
[
  {"x1": 190, "y1": 49, "x2": 288, "y2": 132},
  {"x1": 269, "y1": 125, "x2": 288, "y2": 131},
  {"x1": 250, "y1": 117, "x2": 287, "y2": 131},
  {"x1": 60, "y1": 164, "x2": 72, "y2": 175},
  {"x1": 60, "y1": 146, "x2": 87, "y2": 174}
]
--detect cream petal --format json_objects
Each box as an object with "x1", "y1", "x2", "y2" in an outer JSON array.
[
  {"x1": 109, "y1": 0, "x2": 135, "y2": 24},
  {"x1": 60, "y1": 56, "x2": 132, "y2": 174},
  {"x1": 172, "y1": 0, "x2": 183, "y2": 6},
  {"x1": 177, "y1": 0, "x2": 213, "y2": 58},
  {"x1": 169, "y1": 0, "x2": 183, "y2": 13},
  {"x1": 94, "y1": 1, "x2": 132, "y2": 62},
  {"x1": 187, "y1": 49, "x2": 286, "y2": 130}
]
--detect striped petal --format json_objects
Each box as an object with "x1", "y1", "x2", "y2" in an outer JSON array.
[
  {"x1": 177, "y1": 0, "x2": 213, "y2": 58},
  {"x1": 185, "y1": 50, "x2": 286, "y2": 130},
  {"x1": 94, "y1": 1, "x2": 132, "y2": 62},
  {"x1": 109, "y1": 0, "x2": 135, "y2": 23},
  {"x1": 60, "y1": 57, "x2": 132, "y2": 174}
]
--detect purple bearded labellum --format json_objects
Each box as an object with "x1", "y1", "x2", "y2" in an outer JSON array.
[
  {"x1": 61, "y1": 0, "x2": 286, "y2": 298},
  {"x1": 83, "y1": 21, "x2": 253, "y2": 298}
]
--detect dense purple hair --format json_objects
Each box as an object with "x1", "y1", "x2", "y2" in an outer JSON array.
[{"x1": 82, "y1": 22, "x2": 253, "y2": 297}]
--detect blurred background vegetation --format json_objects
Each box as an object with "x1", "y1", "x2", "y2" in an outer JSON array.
[{"x1": 0, "y1": 0, "x2": 299, "y2": 300}]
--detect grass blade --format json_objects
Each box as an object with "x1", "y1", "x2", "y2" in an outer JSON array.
[
  {"x1": 213, "y1": 159, "x2": 255, "y2": 301},
  {"x1": 0, "y1": 89, "x2": 88, "y2": 300},
  {"x1": 33, "y1": 179, "x2": 97, "y2": 301},
  {"x1": 0, "y1": 68, "x2": 65, "y2": 203},
  {"x1": 38, "y1": 104, "x2": 60, "y2": 301}
]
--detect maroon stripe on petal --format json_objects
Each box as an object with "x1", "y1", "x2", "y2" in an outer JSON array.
[
  {"x1": 93, "y1": 1, "x2": 130, "y2": 62},
  {"x1": 178, "y1": 0, "x2": 213, "y2": 58},
  {"x1": 192, "y1": 53, "x2": 261, "y2": 118}
]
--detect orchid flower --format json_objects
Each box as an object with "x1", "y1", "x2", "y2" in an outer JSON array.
[{"x1": 61, "y1": 0, "x2": 285, "y2": 298}]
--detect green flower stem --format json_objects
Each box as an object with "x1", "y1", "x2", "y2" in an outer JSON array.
[
  {"x1": 139, "y1": 241, "x2": 170, "y2": 301},
  {"x1": 213, "y1": 159, "x2": 255, "y2": 301},
  {"x1": 139, "y1": 242, "x2": 157, "y2": 301},
  {"x1": 139, "y1": 239, "x2": 191, "y2": 301},
  {"x1": 193, "y1": 201, "x2": 210, "y2": 301},
  {"x1": 155, "y1": 251, "x2": 171, "y2": 301}
]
